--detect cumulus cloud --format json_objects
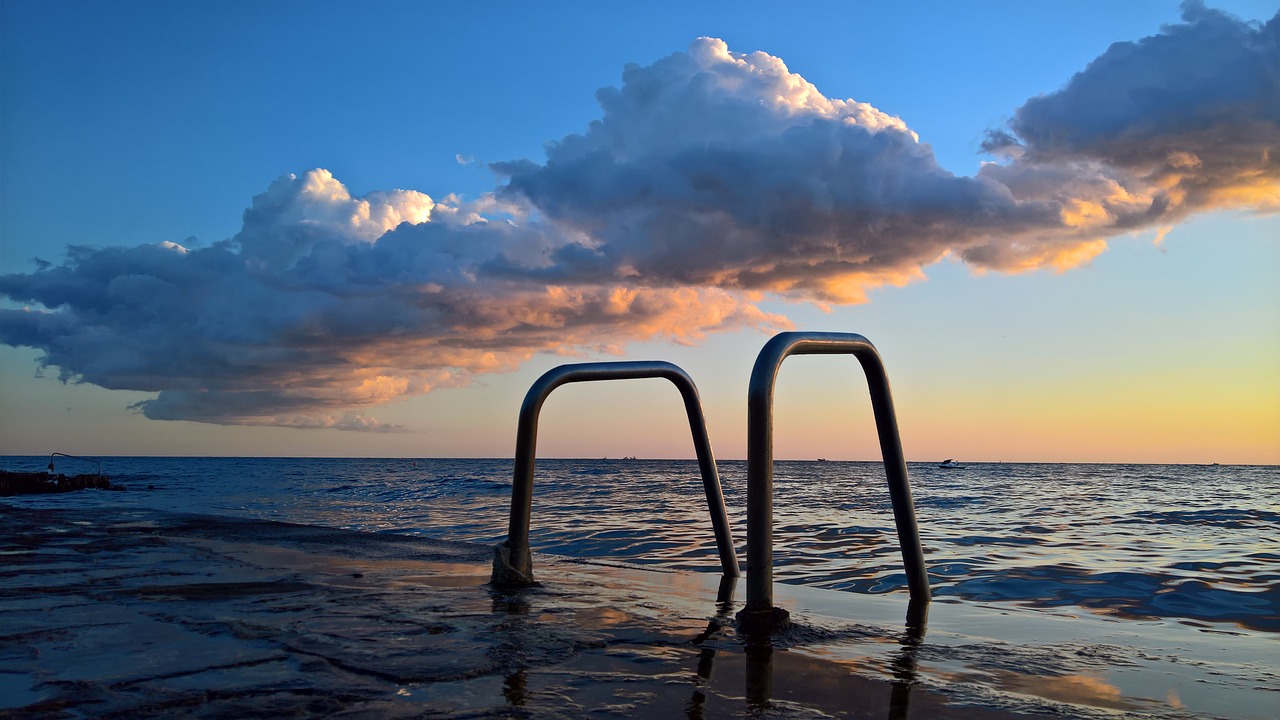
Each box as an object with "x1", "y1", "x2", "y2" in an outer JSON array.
[
  {"x1": 498, "y1": 8, "x2": 1276, "y2": 296},
  {"x1": 0, "y1": 171, "x2": 787, "y2": 429},
  {"x1": 2, "y1": 4, "x2": 1275, "y2": 430},
  {"x1": 493, "y1": 37, "x2": 1064, "y2": 302},
  {"x1": 980, "y1": 1, "x2": 1279, "y2": 228}
]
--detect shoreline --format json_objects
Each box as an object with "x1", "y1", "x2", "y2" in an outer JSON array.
[{"x1": 3, "y1": 504, "x2": 1274, "y2": 718}]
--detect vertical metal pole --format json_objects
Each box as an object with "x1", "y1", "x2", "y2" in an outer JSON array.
[
  {"x1": 739, "y1": 332, "x2": 930, "y2": 631},
  {"x1": 501, "y1": 387, "x2": 544, "y2": 582},
  {"x1": 743, "y1": 339, "x2": 781, "y2": 617}
]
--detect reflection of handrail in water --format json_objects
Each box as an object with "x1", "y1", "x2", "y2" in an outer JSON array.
[
  {"x1": 688, "y1": 579, "x2": 928, "y2": 718},
  {"x1": 888, "y1": 603, "x2": 928, "y2": 720},
  {"x1": 687, "y1": 576, "x2": 737, "y2": 720},
  {"x1": 48, "y1": 453, "x2": 102, "y2": 477},
  {"x1": 738, "y1": 332, "x2": 930, "y2": 632},
  {"x1": 742, "y1": 605, "x2": 929, "y2": 719},
  {"x1": 492, "y1": 361, "x2": 740, "y2": 589}
]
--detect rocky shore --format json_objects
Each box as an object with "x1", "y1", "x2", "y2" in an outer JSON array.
[{"x1": 0, "y1": 470, "x2": 115, "y2": 496}]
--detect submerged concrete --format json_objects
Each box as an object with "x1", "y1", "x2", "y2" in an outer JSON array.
[{"x1": 1, "y1": 505, "x2": 1272, "y2": 719}]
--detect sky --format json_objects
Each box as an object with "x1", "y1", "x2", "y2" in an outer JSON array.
[{"x1": 1, "y1": 0, "x2": 1277, "y2": 464}]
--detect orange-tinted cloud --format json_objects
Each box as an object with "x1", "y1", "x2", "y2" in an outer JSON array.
[
  {"x1": 0, "y1": 184, "x2": 788, "y2": 429},
  {"x1": 984, "y1": 3, "x2": 1278, "y2": 224},
  {"x1": 2, "y1": 4, "x2": 1275, "y2": 429}
]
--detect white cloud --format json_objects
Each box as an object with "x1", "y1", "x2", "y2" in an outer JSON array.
[
  {"x1": 0, "y1": 179, "x2": 787, "y2": 428},
  {"x1": 2, "y1": 8, "x2": 1275, "y2": 429}
]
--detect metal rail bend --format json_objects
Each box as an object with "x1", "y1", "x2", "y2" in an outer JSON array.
[
  {"x1": 48, "y1": 453, "x2": 103, "y2": 477},
  {"x1": 739, "y1": 332, "x2": 930, "y2": 630},
  {"x1": 492, "y1": 361, "x2": 739, "y2": 588}
]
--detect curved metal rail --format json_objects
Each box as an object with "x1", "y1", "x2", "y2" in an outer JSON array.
[
  {"x1": 48, "y1": 453, "x2": 102, "y2": 477},
  {"x1": 492, "y1": 361, "x2": 739, "y2": 588},
  {"x1": 738, "y1": 332, "x2": 930, "y2": 630}
]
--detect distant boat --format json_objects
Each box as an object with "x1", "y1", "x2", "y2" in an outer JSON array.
[
  {"x1": 938, "y1": 459, "x2": 963, "y2": 469},
  {"x1": 816, "y1": 458, "x2": 828, "y2": 462}
]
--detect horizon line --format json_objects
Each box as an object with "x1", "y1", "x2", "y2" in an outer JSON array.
[{"x1": 4, "y1": 454, "x2": 1270, "y2": 468}]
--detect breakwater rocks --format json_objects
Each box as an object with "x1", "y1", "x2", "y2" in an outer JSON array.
[{"x1": 0, "y1": 470, "x2": 115, "y2": 496}]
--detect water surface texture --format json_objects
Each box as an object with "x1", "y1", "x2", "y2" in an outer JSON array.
[{"x1": 6, "y1": 457, "x2": 1276, "y2": 634}]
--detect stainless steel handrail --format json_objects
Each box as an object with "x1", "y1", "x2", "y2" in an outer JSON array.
[
  {"x1": 492, "y1": 361, "x2": 739, "y2": 588},
  {"x1": 738, "y1": 332, "x2": 930, "y2": 631}
]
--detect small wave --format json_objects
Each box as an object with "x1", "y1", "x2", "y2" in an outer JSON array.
[
  {"x1": 1121, "y1": 508, "x2": 1280, "y2": 529},
  {"x1": 935, "y1": 566, "x2": 1280, "y2": 632},
  {"x1": 8, "y1": 456, "x2": 1275, "y2": 638}
]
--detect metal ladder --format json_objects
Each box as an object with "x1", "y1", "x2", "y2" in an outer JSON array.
[
  {"x1": 491, "y1": 332, "x2": 930, "y2": 628},
  {"x1": 738, "y1": 331, "x2": 930, "y2": 631},
  {"x1": 491, "y1": 361, "x2": 739, "y2": 587}
]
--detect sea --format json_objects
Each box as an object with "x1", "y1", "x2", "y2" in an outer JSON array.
[
  {"x1": 2, "y1": 456, "x2": 1280, "y2": 712},
  {"x1": 4, "y1": 456, "x2": 1276, "y2": 633}
]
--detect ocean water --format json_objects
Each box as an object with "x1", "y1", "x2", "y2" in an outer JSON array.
[{"x1": 4, "y1": 456, "x2": 1276, "y2": 635}]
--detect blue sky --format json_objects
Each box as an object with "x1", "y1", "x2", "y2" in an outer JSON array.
[{"x1": 2, "y1": 1, "x2": 1277, "y2": 462}]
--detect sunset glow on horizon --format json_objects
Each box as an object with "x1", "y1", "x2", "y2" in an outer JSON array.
[{"x1": 1, "y1": 1, "x2": 1277, "y2": 464}]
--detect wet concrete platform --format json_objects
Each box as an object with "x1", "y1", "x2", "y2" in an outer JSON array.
[{"x1": 1, "y1": 505, "x2": 1267, "y2": 719}]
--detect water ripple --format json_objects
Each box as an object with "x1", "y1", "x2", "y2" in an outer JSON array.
[{"x1": 3, "y1": 456, "x2": 1276, "y2": 634}]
